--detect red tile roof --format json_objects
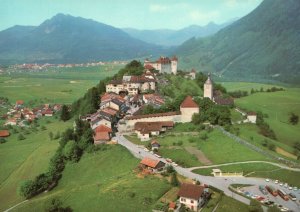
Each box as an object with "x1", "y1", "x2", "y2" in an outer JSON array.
[
  {"x1": 126, "y1": 111, "x2": 180, "y2": 120},
  {"x1": 169, "y1": 202, "x2": 176, "y2": 209},
  {"x1": 0, "y1": 130, "x2": 10, "y2": 137},
  {"x1": 180, "y1": 96, "x2": 198, "y2": 108},
  {"x1": 101, "y1": 107, "x2": 118, "y2": 116},
  {"x1": 94, "y1": 132, "x2": 110, "y2": 141},
  {"x1": 247, "y1": 111, "x2": 257, "y2": 116},
  {"x1": 178, "y1": 183, "x2": 204, "y2": 200},
  {"x1": 140, "y1": 157, "x2": 161, "y2": 168},
  {"x1": 144, "y1": 64, "x2": 154, "y2": 70},
  {"x1": 94, "y1": 125, "x2": 112, "y2": 133},
  {"x1": 16, "y1": 100, "x2": 24, "y2": 105}
]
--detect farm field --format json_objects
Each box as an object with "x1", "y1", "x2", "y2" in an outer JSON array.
[
  {"x1": 193, "y1": 163, "x2": 300, "y2": 187},
  {"x1": 0, "y1": 118, "x2": 73, "y2": 211},
  {"x1": 0, "y1": 65, "x2": 121, "y2": 104},
  {"x1": 13, "y1": 145, "x2": 171, "y2": 212},
  {"x1": 220, "y1": 81, "x2": 283, "y2": 92}
]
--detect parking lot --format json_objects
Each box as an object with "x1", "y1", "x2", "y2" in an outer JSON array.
[{"x1": 238, "y1": 181, "x2": 300, "y2": 211}]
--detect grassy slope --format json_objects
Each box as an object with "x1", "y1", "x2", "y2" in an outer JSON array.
[
  {"x1": 151, "y1": 129, "x2": 272, "y2": 167},
  {"x1": 235, "y1": 88, "x2": 300, "y2": 148},
  {"x1": 0, "y1": 65, "x2": 120, "y2": 104},
  {"x1": 14, "y1": 145, "x2": 171, "y2": 212},
  {"x1": 216, "y1": 195, "x2": 249, "y2": 212},
  {"x1": 0, "y1": 118, "x2": 72, "y2": 211},
  {"x1": 193, "y1": 163, "x2": 300, "y2": 187}
]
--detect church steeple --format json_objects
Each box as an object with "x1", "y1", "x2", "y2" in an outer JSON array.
[{"x1": 203, "y1": 73, "x2": 213, "y2": 100}]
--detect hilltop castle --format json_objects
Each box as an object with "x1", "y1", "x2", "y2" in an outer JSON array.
[{"x1": 144, "y1": 56, "x2": 178, "y2": 75}]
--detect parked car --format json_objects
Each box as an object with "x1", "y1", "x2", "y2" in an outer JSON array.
[{"x1": 289, "y1": 193, "x2": 297, "y2": 201}]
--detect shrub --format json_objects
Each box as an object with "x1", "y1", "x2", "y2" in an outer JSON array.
[{"x1": 18, "y1": 134, "x2": 25, "y2": 140}]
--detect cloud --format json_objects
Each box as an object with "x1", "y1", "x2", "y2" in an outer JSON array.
[
  {"x1": 224, "y1": 0, "x2": 262, "y2": 8},
  {"x1": 149, "y1": 4, "x2": 168, "y2": 12},
  {"x1": 189, "y1": 10, "x2": 220, "y2": 23}
]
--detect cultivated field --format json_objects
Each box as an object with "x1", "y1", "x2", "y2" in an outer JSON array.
[
  {"x1": 13, "y1": 145, "x2": 171, "y2": 212},
  {"x1": 0, "y1": 65, "x2": 121, "y2": 104}
]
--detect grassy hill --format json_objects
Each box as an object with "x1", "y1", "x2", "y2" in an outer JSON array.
[
  {"x1": 235, "y1": 88, "x2": 300, "y2": 148},
  {"x1": 0, "y1": 118, "x2": 72, "y2": 211},
  {"x1": 12, "y1": 145, "x2": 171, "y2": 212},
  {"x1": 175, "y1": 0, "x2": 300, "y2": 84}
]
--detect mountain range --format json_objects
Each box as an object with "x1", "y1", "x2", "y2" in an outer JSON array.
[
  {"x1": 0, "y1": 14, "x2": 170, "y2": 64},
  {"x1": 175, "y1": 0, "x2": 300, "y2": 84},
  {"x1": 0, "y1": 0, "x2": 299, "y2": 84},
  {"x1": 123, "y1": 21, "x2": 234, "y2": 47}
]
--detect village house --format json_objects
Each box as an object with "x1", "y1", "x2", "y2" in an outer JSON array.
[
  {"x1": 15, "y1": 100, "x2": 24, "y2": 109},
  {"x1": 139, "y1": 157, "x2": 165, "y2": 172},
  {"x1": 186, "y1": 69, "x2": 197, "y2": 80},
  {"x1": 5, "y1": 118, "x2": 17, "y2": 126},
  {"x1": 246, "y1": 111, "x2": 257, "y2": 123},
  {"x1": 143, "y1": 93, "x2": 165, "y2": 108},
  {"x1": 144, "y1": 56, "x2": 178, "y2": 75},
  {"x1": 90, "y1": 114, "x2": 112, "y2": 129},
  {"x1": 100, "y1": 92, "x2": 125, "y2": 109},
  {"x1": 178, "y1": 183, "x2": 207, "y2": 211},
  {"x1": 134, "y1": 121, "x2": 174, "y2": 141},
  {"x1": 151, "y1": 140, "x2": 160, "y2": 151},
  {"x1": 93, "y1": 124, "x2": 113, "y2": 144},
  {"x1": 180, "y1": 96, "x2": 200, "y2": 122},
  {"x1": 105, "y1": 74, "x2": 156, "y2": 95}
]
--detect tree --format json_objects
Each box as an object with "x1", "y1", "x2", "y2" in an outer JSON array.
[
  {"x1": 249, "y1": 199, "x2": 263, "y2": 212},
  {"x1": 60, "y1": 105, "x2": 70, "y2": 122},
  {"x1": 19, "y1": 180, "x2": 35, "y2": 198},
  {"x1": 289, "y1": 113, "x2": 299, "y2": 125},
  {"x1": 170, "y1": 172, "x2": 179, "y2": 186},
  {"x1": 63, "y1": 141, "x2": 82, "y2": 162},
  {"x1": 45, "y1": 198, "x2": 73, "y2": 212}
]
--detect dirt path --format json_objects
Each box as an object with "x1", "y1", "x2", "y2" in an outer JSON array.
[{"x1": 185, "y1": 146, "x2": 213, "y2": 165}]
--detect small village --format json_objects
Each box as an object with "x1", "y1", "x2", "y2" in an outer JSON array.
[{"x1": 0, "y1": 56, "x2": 297, "y2": 212}]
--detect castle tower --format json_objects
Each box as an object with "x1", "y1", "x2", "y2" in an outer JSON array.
[
  {"x1": 204, "y1": 73, "x2": 213, "y2": 100},
  {"x1": 171, "y1": 56, "x2": 178, "y2": 75}
]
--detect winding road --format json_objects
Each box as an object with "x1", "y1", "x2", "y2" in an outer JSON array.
[
  {"x1": 115, "y1": 134, "x2": 300, "y2": 212},
  {"x1": 188, "y1": 161, "x2": 300, "y2": 172}
]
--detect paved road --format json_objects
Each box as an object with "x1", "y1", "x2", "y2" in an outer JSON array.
[
  {"x1": 115, "y1": 134, "x2": 300, "y2": 212},
  {"x1": 188, "y1": 161, "x2": 300, "y2": 172}
]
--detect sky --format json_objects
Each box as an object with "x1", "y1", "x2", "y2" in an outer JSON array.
[{"x1": 0, "y1": 0, "x2": 263, "y2": 31}]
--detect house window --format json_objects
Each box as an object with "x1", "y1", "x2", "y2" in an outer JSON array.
[
  {"x1": 181, "y1": 198, "x2": 186, "y2": 202},
  {"x1": 191, "y1": 200, "x2": 194, "y2": 203}
]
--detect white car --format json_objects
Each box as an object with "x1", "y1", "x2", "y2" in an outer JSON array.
[
  {"x1": 274, "y1": 180, "x2": 279, "y2": 184},
  {"x1": 293, "y1": 187, "x2": 298, "y2": 191},
  {"x1": 265, "y1": 179, "x2": 270, "y2": 182},
  {"x1": 172, "y1": 162, "x2": 178, "y2": 166},
  {"x1": 284, "y1": 183, "x2": 288, "y2": 188},
  {"x1": 143, "y1": 148, "x2": 149, "y2": 152},
  {"x1": 279, "y1": 183, "x2": 283, "y2": 186},
  {"x1": 289, "y1": 187, "x2": 293, "y2": 190}
]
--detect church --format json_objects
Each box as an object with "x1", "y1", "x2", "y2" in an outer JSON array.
[{"x1": 203, "y1": 73, "x2": 234, "y2": 106}]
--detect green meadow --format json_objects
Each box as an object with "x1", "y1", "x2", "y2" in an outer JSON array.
[
  {"x1": 0, "y1": 65, "x2": 121, "y2": 104},
  {"x1": 138, "y1": 128, "x2": 273, "y2": 168},
  {"x1": 13, "y1": 145, "x2": 171, "y2": 212},
  {"x1": 235, "y1": 88, "x2": 300, "y2": 147},
  {"x1": 0, "y1": 118, "x2": 72, "y2": 211}
]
